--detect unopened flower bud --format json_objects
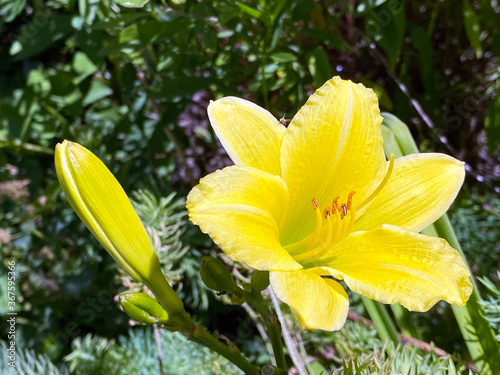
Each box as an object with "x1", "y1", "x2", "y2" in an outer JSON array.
[
  {"x1": 119, "y1": 292, "x2": 169, "y2": 324},
  {"x1": 55, "y1": 140, "x2": 190, "y2": 325},
  {"x1": 200, "y1": 256, "x2": 237, "y2": 293}
]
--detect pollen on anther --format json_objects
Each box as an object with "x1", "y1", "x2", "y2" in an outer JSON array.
[
  {"x1": 340, "y1": 204, "x2": 347, "y2": 219},
  {"x1": 347, "y1": 191, "x2": 356, "y2": 210},
  {"x1": 311, "y1": 198, "x2": 319, "y2": 210},
  {"x1": 323, "y1": 206, "x2": 332, "y2": 219},
  {"x1": 332, "y1": 196, "x2": 340, "y2": 212}
]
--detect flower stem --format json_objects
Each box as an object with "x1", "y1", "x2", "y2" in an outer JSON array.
[
  {"x1": 241, "y1": 288, "x2": 287, "y2": 371},
  {"x1": 187, "y1": 326, "x2": 260, "y2": 375},
  {"x1": 150, "y1": 277, "x2": 264, "y2": 374}
]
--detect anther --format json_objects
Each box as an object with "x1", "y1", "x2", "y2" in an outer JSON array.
[
  {"x1": 346, "y1": 191, "x2": 356, "y2": 210},
  {"x1": 332, "y1": 196, "x2": 340, "y2": 212},
  {"x1": 311, "y1": 198, "x2": 319, "y2": 209},
  {"x1": 323, "y1": 206, "x2": 332, "y2": 219},
  {"x1": 340, "y1": 204, "x2": 347, "y2": 219}
]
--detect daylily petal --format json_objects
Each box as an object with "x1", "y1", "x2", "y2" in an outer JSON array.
[
  {"x1": 187, "y1": 165, "x2": 301, "y2": 271},
  {"x1": 280, "y1": 77, "x2": 386, "y2": 243},
  {"x1": 354, "y1": 153, "x2": 465, "y2": 232},
  {"x1": 315, "y1": 225, "x2": 472, "y2": 312},
  {"x1": 270, "y1": 269, "x2": 349, "y2": 331},
  {"x1": 208, "y1": 97, "x2": 285, "y2": 175}
]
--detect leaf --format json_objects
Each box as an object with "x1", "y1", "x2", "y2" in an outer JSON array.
[
  {"x1": 485, "y1": 89, "x2": 500, "y2": 153},
  {"x1": 0, "y1": 0, "x2": 27, "y2": 23},
  {"x1": 113, "y1": 0, "x2": 149, "y2": 8},
  {"x1": 147, "y1": 76, "x2": 212, "y2": 102},
  {"x1": 9, "y1": 14, "x2": 73, "y2": 60},
  {"x1": 463, "y1": 0, "x2": 483, "y2": 59},
  {"x1": 72, "y1": 52, "x2": 98, "y2": 84},
  {"x1": 366, "y1": 0, "x2": 406, "y2": 69},
  {"x1": 235, "y1": 3, "x2": 261, "y2": 19},
  {"x1": 306, "y1": 47, "x2": 333, "y2": 88},
  {"x1": 270, "y1": 52, "x2": 297, "y2": 63},
  {"x1": 82, "y1": 80, "x2": 112, "y2": 107}
]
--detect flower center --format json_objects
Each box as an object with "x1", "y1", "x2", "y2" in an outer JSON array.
[
  {"x1": 292, "y1": 193, "x2": 357, "y2": 263},
  {"x1": 290, "y1": 154, "x2": 395, "y2": 264}
]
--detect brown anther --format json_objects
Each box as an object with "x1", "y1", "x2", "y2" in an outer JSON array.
[
  {"x1": 347, "y1": 191, "x2": 356, "y2": 210},
  {"x1": 323, "y1": 206, "x2": 332, "y2": 219},
  {"x1": 332, "y1": 196, "x2": 340, "y2": 212},
  {"x1": 311, "y1": 198, "x2": 319, "y2": 210},
  {"x1": 340, "y1": 204, "x2": 347, "y2": 219}
]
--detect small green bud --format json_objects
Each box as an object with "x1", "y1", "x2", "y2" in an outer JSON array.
[
  {"x1": 251, "y1": 271, "x2": 269, "y2": 292},
  {"x1": 119, "y1": 292, "x2": 169, "y2": 324},
  {"x1": 200, "y1": 256, "x2": 238, "y2": 293}
]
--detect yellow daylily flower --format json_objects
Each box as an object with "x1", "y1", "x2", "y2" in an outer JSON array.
[
  {"x1": 55, "y1": 140, "x2": 188, "y2": 322},
  {"x1": 187, "y1": 76, "x2": 473, "y2": 331}
]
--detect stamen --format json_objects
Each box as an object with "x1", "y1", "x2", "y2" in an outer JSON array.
[
  {"x1": 346, "y1": 191, "x2": 356, "y2": 210},
  {"x1": 330, "y1": 209, "x2": 342, "y2": 244},
  {"x1": 340, "y1": 207, "x2": 356, "y2": 239},
  {"x1": 340, "y1": 204, "x2": 347, "y2": 219},
  {"x1": 323, "y1": 206, "x2": 332, "y2": 219},
  {"x1": 355, "y1": 154, "x2": 395, "y2": 212},
  {"x1": 332, "y1": 196, "x2": 340, "y2": 212},
  {"x1": 306, "y1": 198, "x2": 323, "y2": 251}
]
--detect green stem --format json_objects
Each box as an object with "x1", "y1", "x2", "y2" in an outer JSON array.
[
  {"x1": 151, "y1": 278, "x2": 261, "y2": 374},
  {"x1": 188, "y1": 326, "x2": 260, "y2": 375},
  {"x1": 242, "y1": 289, "x2": 287, "y2": 371}
]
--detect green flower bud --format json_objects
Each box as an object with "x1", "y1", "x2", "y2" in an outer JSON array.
[
  {"x1": 119, "y1": 292, "x2": 169, "y2": 324},
  {"x1": 55, "y1": 140, "x2": 191, "y2": 327},
  {"x1": 251, "y1": 271, "x2": 269, "y2": 292},
  {"x1": 200, "y1": 256, "x2": 237, "y2": 293}
]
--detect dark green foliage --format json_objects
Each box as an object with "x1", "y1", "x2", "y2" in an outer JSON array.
[
  {"x1": 64, "y1": 327, "x2": 240, "y2": 375},
  {"x1": 479, "y1": 273, "x2": 500, "y2": 342},
  {"x1": 450, "y1": 190, "x2": 500, "y2": 277},
  {"x1": 0, "y1": 340, "x2": 69, "y2": 375}
]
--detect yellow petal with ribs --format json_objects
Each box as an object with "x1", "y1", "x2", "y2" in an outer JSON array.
[
  {"x1": 270, "y1": 269, "x2": 349, "y2": 331},
  {"x1": 208, "y1": 97, "x2": 285, "y2": 175},
  {"x1": 315, "y1": 225, "x2": 472, "y2": 312},
  {"x1": 187, "y1": 165, "x2": 301, "y2": 271},
  {"x1": 279, "y1": 77, "x2": 386, "y2": 244},
  {"x1": 354, "y1": 153, "x2": 465, "y2": 232}
]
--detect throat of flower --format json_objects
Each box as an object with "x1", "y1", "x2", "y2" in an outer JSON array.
[{"x1": 292, "y1": 193, "x2": 356, "y2": 263}]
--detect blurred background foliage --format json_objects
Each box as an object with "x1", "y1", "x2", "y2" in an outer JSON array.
[{"x1": 0, "y1": 0, "x2": 499, "y2": 373}]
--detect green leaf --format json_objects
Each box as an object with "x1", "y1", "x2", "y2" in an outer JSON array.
[
  {"x1": 113, "y1": 0, "x2": 149, "y2": 8},
  {"x1": 9, "y1": 14, "x2": 73, "y2": 60},
  {"x1": 0, "y1": 0, "x2": 27, "y2": 23},
  {"x1": 485, "y1": 89, "x2": 500, "y2": 153},
  {"x1": 235, "y1": 3, "x2": 261, "y2": 19},
  {"x1": 82, "y1": 80, "x2": 112, "y2": 107},
  {"x1": 218, "y1": 3, "x2": 240, "y2": 24},
  {"x1": 463, "y1": 0, "x2": 483, "y2": 59},
  {"x1": 147, "y1": 76, "x2": 211, "y2": 102},
  {"x1": 270, "y1": 52, "x2": 297, "y2": 63},
  {"x1": 72, "y1": 52, "x2": 98, "y2": 84},
  {"x1": 366, "y1": 0, "x2": 406, "y2": 69},
  {"x1": 307, "y1": 47, "x2": 333, "y2": 88}
]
